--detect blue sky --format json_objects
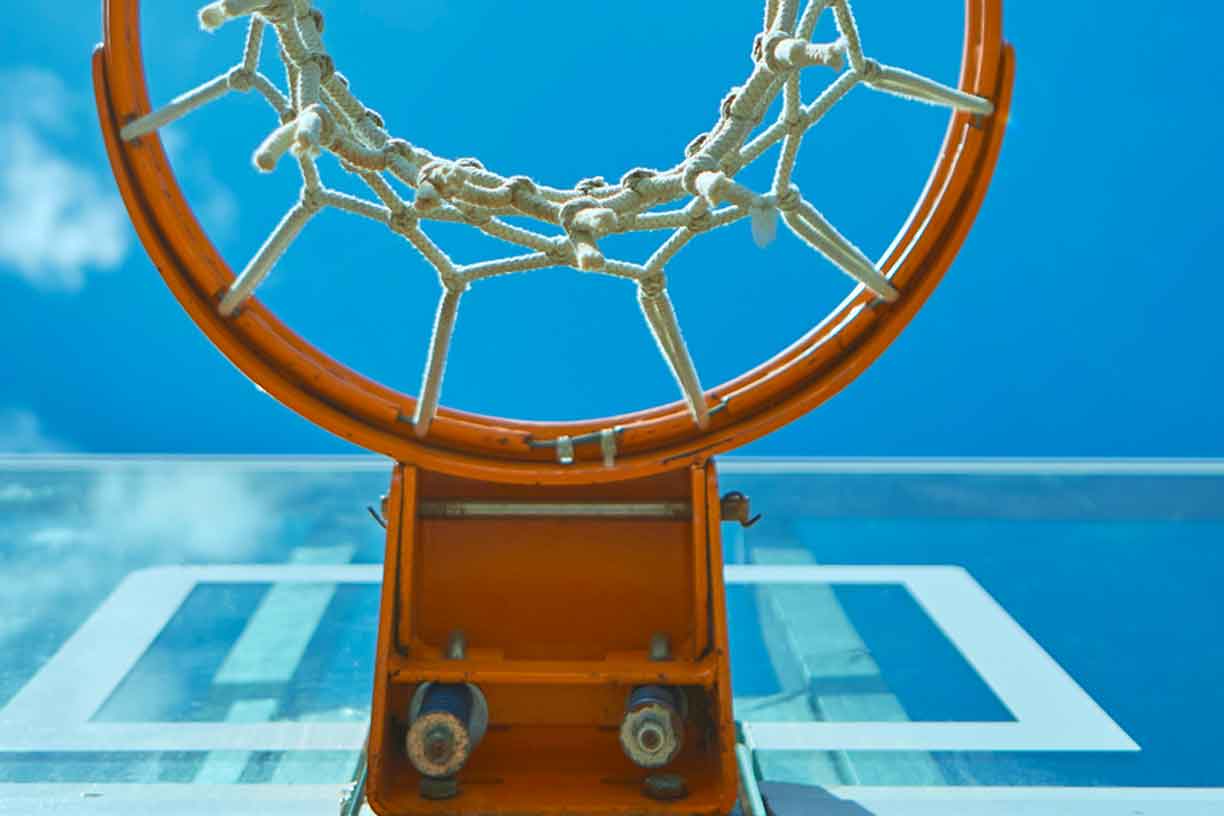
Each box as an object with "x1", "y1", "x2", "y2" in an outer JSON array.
[{"x1": 0, "y1": 3, "x2": 1221, "y2": 457}]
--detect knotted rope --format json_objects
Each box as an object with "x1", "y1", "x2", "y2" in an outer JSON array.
[{"x1": 124, "y1": 0, "x2": 994, "y2": 437}]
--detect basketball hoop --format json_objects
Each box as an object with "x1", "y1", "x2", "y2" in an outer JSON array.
[{"x1": 93, "y1": 0, "x2": 1013, "y2": 486}]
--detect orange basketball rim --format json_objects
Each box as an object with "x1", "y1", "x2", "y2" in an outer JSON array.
[{"x1": 92, "y1": 2, "x2": 1014, "y2": 484}]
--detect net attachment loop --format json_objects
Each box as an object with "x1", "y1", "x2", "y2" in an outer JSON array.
[{"x1": 523, "y1": 399, "x2": 730, "y2": 466}]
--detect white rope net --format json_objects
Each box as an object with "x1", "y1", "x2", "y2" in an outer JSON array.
[{"x1": 123, "y1": 0, "x2": 993, "y2": 439}]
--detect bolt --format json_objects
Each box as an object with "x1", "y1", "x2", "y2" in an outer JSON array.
[
  {"x1": 643, "y1": 773, "x2": 688, "y2": 801},
  {"x1": 648, "y1": 632, "x2": 672, "y2": 662},
  {"x1": 637, "y1": 721, "x2": 665, "y2": 753},
  {"x1": 446, "y1": 630, "x2": 467, "y2": 661},
  {"x1": 419, "y1": 776, "x2": 459, "y2": 800},
  {"x1": 423, "y1": 725, "x2": 454, "y2": 765}
]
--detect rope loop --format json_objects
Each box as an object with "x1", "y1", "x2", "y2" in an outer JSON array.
[
  {"x1": 720, "y1": 87, "x2": 741, "y2": 119},
  {"x1": 620, "y1": 167, "x2": 658, "y2": 191},
  {"x1": 306, "y1": 7, "x2": 324, "y2": 34},
  {"x1": 363, "y1": 109, "x2": 385, "y2": 129},
  {"x1": 418, "y1": 159, "x2": 472, "y2": 202},
  {"x1": 685, "y1": 133, "x2": 708, "y2": 158},
  {"x1": 776, "y1": 183, "x2": 802, "y2": 212},
  {"x1": 506, "y1": 175, "x2": 539, "y2": 208},
  {"x1": 576, "y1": 176, "x2": 608, "y2": 194},
  {"x1": 757, "y1": 30, "x2": 792, "y2": 74},
  {"x1": 414, "y1": 181, "x2": 442, "y2": 212},
  {"x1": 560, "y1": 198, "x2": 617, "y2": 236},
  {"x1": 682, "y1": 155, "x2": 719, "y2": 197},
  {"x1": 385, "y1": 138, "x2": 417, "y2": 163},
  {"x1": 312, "y1": 54, "x2": 336, "y2": 83}
]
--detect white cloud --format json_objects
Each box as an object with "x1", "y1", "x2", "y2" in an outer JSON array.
[
  {"x1": 0, "y1": 408, "x2": 65, "y2": 452},
  {"x1": 85, "y1": 465, "x2": 275, "y2": 561},
  {"x1": 0, "y1": 465, "x2": 278, "y2": 644},
  {"x1": 0, "y1": 68, "x2": 130, "y2": 291}
]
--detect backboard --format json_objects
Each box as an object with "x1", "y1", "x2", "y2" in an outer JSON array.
[{"x1": 1, "y1": 457, "x2": 1221, "y2": 814}]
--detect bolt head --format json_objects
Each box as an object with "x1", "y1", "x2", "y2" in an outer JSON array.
[
  {"x1": 620, "y1": 702, "x2": 683, "y2": 768},
  {"x1": 643, "y1": 773, "x2": 688, "y2": 801},
  {"x1": 419, "y1": 776, "x2": 459, "y2": 800},
  {"x1": 637, "y1": 723, "x2": 664, "y2": 753}
]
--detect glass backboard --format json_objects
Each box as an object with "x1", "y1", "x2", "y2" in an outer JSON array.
[{"x1": 1, "y1": 457, "x2": 1221, "y2": 814}]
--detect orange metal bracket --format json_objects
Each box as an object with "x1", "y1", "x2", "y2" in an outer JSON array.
[{"x1": 367, "y1": 463, "x2": 738, "y2": 814}]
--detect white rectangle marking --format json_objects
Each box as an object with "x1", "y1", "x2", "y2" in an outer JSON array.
[{"x1": 1, "y1": 564, "x2": 1136, "y2": 754}]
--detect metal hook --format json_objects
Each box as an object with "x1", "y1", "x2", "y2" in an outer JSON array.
[{"x1": 720, "y1": 491, "x2": 762, "y2": 528}]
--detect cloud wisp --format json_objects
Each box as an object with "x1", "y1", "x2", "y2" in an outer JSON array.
[
  {"x1": 0, "y1": 68, "x2": 131, "y2": 292},
  {"x1": 0, "y1": 408, "x2": 66, "y2": 453}
]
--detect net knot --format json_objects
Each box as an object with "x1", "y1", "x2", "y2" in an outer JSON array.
[
  {"x1": 300, "y1": 185, "x2": 326, "y2": 213},
  {"x1": 305, "y1": 7, "x2": 324, "y2": 35},
  {"x1": 687, "y1": 210, "x2": 714, "y2": 233},
  {"x1": 576, "y1": 176, "x2": 609, "y2": 194},
  {"x1": 560, "y1": 198, "x2": 618, "y2": 237},
  {"x1": 506, "y1": 175, "x2": 540, "y2": 208},
  {"x1": 301, "y1": 52, "x2": 335, "y2": 83},
  {"x1": 226, "y1": 66, "x2": 255, "y2": 92},
  {"x1": 682, "y1": 155, "x2": 719, "y2": 197},
  {"x1": 414, "y1": 181, "x2": 442, "y2": 212},
  {"x1": 459, "y1": 207, "x2": 492, "y2": 227},
  {"x1": 414, "y1": 159, "x2": 473, "y2": 211},
  {"x1": 776, "y1": 184, "x2": 802, "y2": 213},
  {"x1": 259, "y1": 0, "x2": 293, "y2": 24},
  {"x1": 620, "y1": 167, "x2": 659, "y2": 191},
  {"x1": 363, "y1": 109, "x2": 385, "y2": 130},
  {"x1": 685, "y1": 133, "x2": 708, "y2": 158},
  {"x1": 199, "y1": 0, "x2": 289, "y2": 31},
  {"x1": 560, "y1": 197, "x2": 615, "y2": 271},
  {"x1": 639, "y1": 273, "x2": 666, "y2": 300},
  {"x1": 293, "y1": 103, "x2": 335, "y2": 157},
  {"x1": 388, "y1": 205, "x2": 418, "y2": 235},
  {"x1": 440, "y1": 272, "x2": 468, "y2": 294},
  {"x1": 544, "y1": 236, "x2": 572, "y2": 265},
  {"x1": 756, "y1": 30, "x2": 791, "y2": 74},
  {"x1": 720, "y1": 88, "x2": 741, "y2": 120},
  {"x1": 385, "y1": 138, "x2": 417, "y2": 165}
]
